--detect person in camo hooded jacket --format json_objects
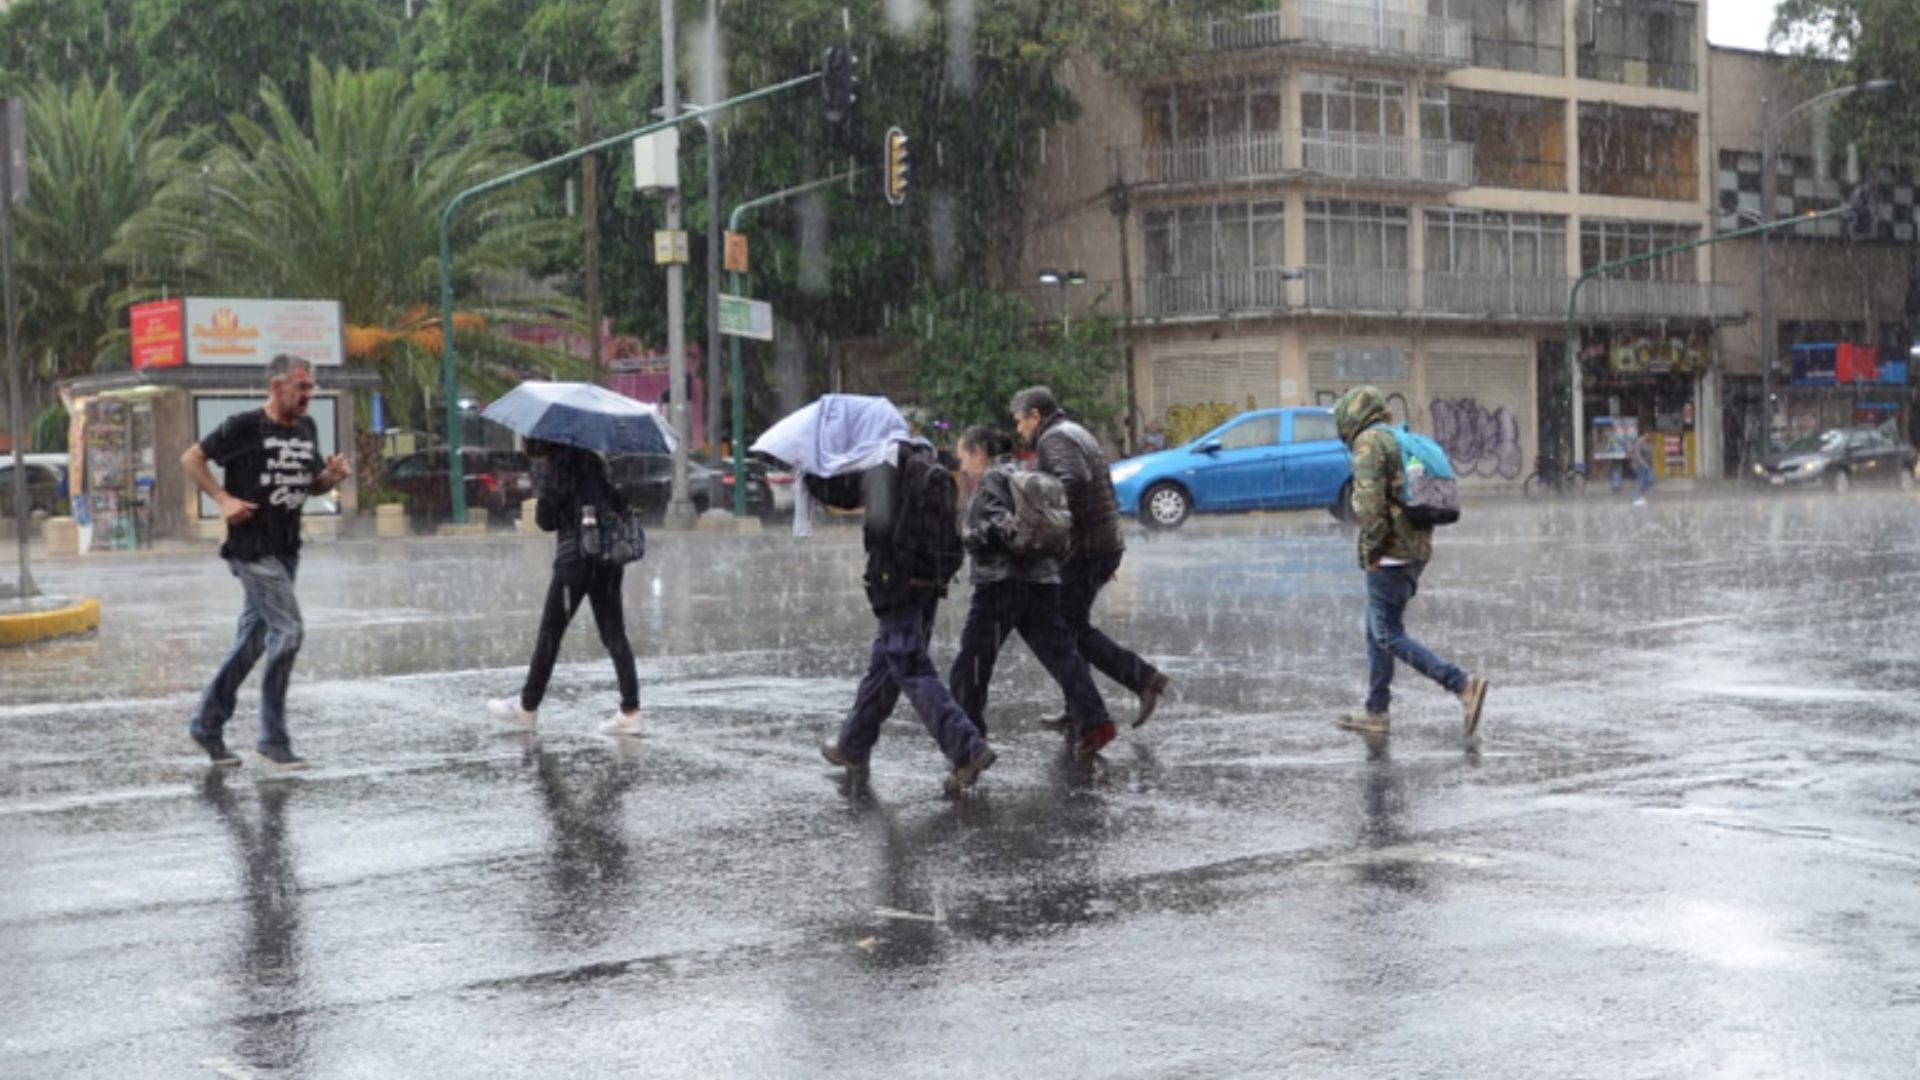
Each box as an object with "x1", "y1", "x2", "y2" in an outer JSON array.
[{"x1": 1331, "y1": 384, "x2": 1489, "y2": 740}]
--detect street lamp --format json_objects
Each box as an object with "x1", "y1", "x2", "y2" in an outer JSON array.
[
  {"x1": 1038, "y1": 267, "x2": 1087, "y2": 338},
  {"x1": 1758, "y1": 79, "x2": 1897, "y2": 457}
]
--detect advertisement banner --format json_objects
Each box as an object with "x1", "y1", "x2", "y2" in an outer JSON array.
[
  {"x1": 185, "y1": 298, "x2": 344, "y2": 366},
  {"x1": 129, "y1": 299, "x2": 185, "y2": 370}
]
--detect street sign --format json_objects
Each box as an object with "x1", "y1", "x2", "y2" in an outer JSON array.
[
  {"x1": 718, "y1": 294, "x2": 773, "y2": 341},
  {"x1": 633, "y1": 129, "x2": 680, "y2": 192},
  {"x1": 724, "y1": 230, "x2": 749, "y2": 274},
  {"x1": 653, "y1": 229, "x2": 689, "y2": 265},
  {"x1": 1, "y1": 98, "x2": 25, "y2": 206}
]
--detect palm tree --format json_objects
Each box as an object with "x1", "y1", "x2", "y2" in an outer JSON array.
[
  {"x1": 14, "y1": 76, "x2": 185, "y2": 413},
  {"x1": 113, "y1": 60, "x2": 592, "y2": 432}
]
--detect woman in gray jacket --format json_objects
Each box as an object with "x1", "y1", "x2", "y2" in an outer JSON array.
[{"x1": 947, "y1": 426, "x2": 1116, "y2": 756}]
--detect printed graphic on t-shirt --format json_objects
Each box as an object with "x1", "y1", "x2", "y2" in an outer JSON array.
[{"x1": 259, "y1": 433, "x2": 317, "y2": 510}]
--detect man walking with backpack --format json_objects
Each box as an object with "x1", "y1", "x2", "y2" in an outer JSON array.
[
  {"x1": 1332, "y1": 385, "x2": 1488, "y2": 738},
  {"x1": 1011, "y1": 387, "x2": 1169, "y2": 755}
]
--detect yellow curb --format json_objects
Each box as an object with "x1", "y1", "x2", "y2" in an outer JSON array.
[{"x1": 0, "y1": 597, "x2": 102, "y2": 647}]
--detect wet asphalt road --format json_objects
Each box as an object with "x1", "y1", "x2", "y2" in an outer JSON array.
[{"x1": 3, "y1": 494, "x2": 1919, "y2": 1078}]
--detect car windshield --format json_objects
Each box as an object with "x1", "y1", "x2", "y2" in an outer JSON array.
[{"x1": 1783, "y1": 430, "x2": 1847, "y2": 455}]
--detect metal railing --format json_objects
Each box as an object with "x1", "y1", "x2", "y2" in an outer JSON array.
[
  {"x1": 1299, "y1": 0, "x2": 1472, "y2": 64},
  {"x1": 1118, "y1": 132, "x2": 1290, "y2": 187},
  {"x1": 1300, "y1": 130, "x2": 1475, "y2": 186},
  {"x1": 1201, "y1": 6, "x2": 1288, "y2": 50},
  {"x1": 1424, "y1": 273, "x2": 1567, "y2": 318},
  {"x1": 1577, "y1": 278, "x2": 1745, "y2": 321},
  {"x1": 1142, "y1": 269, "x2": 1294, "y2": 318},
  {"x1": 1304, "y1": 266, "x2": 1414, "y2": 311}
]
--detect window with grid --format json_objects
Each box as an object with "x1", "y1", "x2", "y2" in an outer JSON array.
[
  {"x1": 1576, "y1": 0, "x2": 1698, "y2": 91},
  {"x1": 1426, "y1": 210, "x2": 1567, "y2": 278},
  {"x1": 1143, "y1": 202, "x2": 1287, "y2": 278},
  {"x1": 1466, "y1": 0, "x2": 1565, "y2": 76},
  {"x1": 1578, "y1": 219, "x2": 1698, "y2": 281},
  {"x1": 1450, "y1": 89, "x2": 1566, "y2": 190},
  {"x1": 1578, "y1": 103, "x2": 1698, "y2": 201},
  {"x1": 1306, "y1": 201, "x2": 1411, "y2": 268},
  {"x1": 1142, "y1": 79, "x2": 1285, "y2": 146},
  {"x1": 1300, "y1": 73, "x2": 1409, "y2": 138}
]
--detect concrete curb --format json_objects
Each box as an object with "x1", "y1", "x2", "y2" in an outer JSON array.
[{"x1": 0, "y1": 597, "x2": 102, "y2": 647}]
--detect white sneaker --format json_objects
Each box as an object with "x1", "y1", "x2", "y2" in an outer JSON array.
[
  {"x1": 601, "y1": 709, "x2": 643, "y2": 736},
  {"x1": 1632, "y1": 498, "x2": 1648, "y2": 507},
  {"x1": 487, "y1": 696, "x2": 538, "y2": 728}
]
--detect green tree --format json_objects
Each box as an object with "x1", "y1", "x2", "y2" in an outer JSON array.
[
  {"x1": 1772, "y1": 0, "x2": 1920, "y2": 160},
  {"x1": 907, "y1": 285, "x2": 1122, "y2": 434},
  {"x1": 127, "y1": 0, "x2": 401, "y2": 128},
  {"x1": 111, "y1": 60, "x2": 590, "y2": 422},
  {"x1": 0, "y1": 0, "x2": 141, "y2": 96},
  {"x1": 14, "y1": 76, "x2": 185, "y2": 404}
]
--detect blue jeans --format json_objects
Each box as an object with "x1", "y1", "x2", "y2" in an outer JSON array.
[
  {"x1": 192, "y1": 556, "x2": 304, "y2": 750},
  {"x1": 1634, "y1": 463, "x2": 1654, "y2": 499},
  {"x1": 839, "y1": 599, "x2": 988, "y2": 768},
  {"x1": 1365, "y1": 563, "x2": 1465, "y2": 715}
]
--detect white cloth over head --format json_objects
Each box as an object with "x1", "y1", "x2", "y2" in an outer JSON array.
[{"x1": 751, "y1": 394, "x2": 919, "y2": 536}]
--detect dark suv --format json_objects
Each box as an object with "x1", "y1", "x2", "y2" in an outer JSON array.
[{"x1": 385, "y1": 448, "x2": 535, "y2": 528}]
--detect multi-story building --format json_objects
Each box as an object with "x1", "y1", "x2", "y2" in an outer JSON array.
[
  {"x1": 1023, "y1": 0, "x2": 1743, "y2": 483},
  {"x1": 1706, "y1": 46, "x2": 1917, "y2": 473}
]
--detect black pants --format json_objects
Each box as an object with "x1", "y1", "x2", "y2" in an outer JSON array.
[
  {"x1": 949, "y1": 580, "x2": 1111, "y2": 737},
  {"x1": 1060, "y1": 550, "x2": 1160, "y2": 696},
  {"x1": 521, "y1": 560, "x2": 639, "y2": 712},
  {"x1": 838, "y1": 599, "x2": 989, "y2": 768}
]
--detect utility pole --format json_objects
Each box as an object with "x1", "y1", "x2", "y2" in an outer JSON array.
[
  {"x1": 2, "y1": 97, "x2": 32, "y2": 600},
  {"x1": 1110, "y1": 175, "x2": 1138, "y2": 455},
  {"x1": 661, "y1": 0, "x2": 696, "y2": 527},
  {"x1": 1760, "y1": 94, "x2": 1775, "y2": 459},
  {"x1": 703, "y1": 0, "x2": 722, "y2": 459},
  {"x1": 580, "y1": 79, "x2": 603, "y2": 379}
]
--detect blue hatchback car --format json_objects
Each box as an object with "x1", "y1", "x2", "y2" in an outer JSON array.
[{"x1": 1111, "y1": 407, "x2": 1353, "y2": 529}]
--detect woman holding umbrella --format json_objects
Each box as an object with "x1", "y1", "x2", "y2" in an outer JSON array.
[{"x1": 483, "y1": 383, "x2": 671, "y2": 736}]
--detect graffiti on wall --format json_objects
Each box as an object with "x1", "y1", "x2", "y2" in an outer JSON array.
[
  {"x1": 1165, "y1": 395, "x2": 1258, "y2": 446},
  {"x1": 1430, "y1": 398, "x2": 1523, "y2": 479}
]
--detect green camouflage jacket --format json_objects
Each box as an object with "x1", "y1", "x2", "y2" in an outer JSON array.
[{"x1": 1333, "y1": 385, "x2": 1433, "y2": 570}]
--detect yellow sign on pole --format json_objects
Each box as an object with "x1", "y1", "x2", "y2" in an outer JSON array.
[
  {"x1": 724, "y1": 231, "x2": 750, "y2": 274},
  {"x1": 653, "y1": 230, "x2": 690, "y2": 265}
]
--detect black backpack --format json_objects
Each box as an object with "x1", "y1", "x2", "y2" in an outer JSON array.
[{"x1": 892, "y1": 444, "x2": 964, "y2": 589}]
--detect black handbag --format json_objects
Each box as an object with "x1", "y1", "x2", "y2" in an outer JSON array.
[{"x1": 580, "y1": 508, "x2": 647, "y2": 565}]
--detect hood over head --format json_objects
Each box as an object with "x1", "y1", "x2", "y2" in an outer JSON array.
[{"x1": 1333, "y1": 385, "x2": 1394, "y2": 446}]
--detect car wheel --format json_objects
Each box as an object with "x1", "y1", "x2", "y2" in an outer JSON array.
[
  {"x1": 1832, "y1": 469, "x2": 1852, "y2": 494},
  {"x1": 1141, "y1": 482, "x2": 1191, "y2": 530},
  {"x1": 1329, "y1": 480, "x2": 1357, "y2": 524}
]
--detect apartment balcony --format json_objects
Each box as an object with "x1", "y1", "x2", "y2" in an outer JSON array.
[
  {"x1": 1304, "y1": 266, "x2": 1413, "y2": 311},
  {"x1": 1299, "y1": 131, "x2": 1474, "y2": 188},
  {"x1": 1143, "y1": 270, "x2": 1295, "y2": 319},
  {"x1": 1201, "y1": 1, "x2": 1472, "y2": 69},
  {"x1": 1114, "y1": 130, "x2": 1473, "y2": 191},
  {"x1": 1115, "y1": 133, "x2": 1290, "y2": 188}
]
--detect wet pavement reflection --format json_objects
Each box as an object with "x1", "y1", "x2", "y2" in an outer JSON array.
[{"x1": 4, "y1": 494, "x2": 1920, "y2": 1076}]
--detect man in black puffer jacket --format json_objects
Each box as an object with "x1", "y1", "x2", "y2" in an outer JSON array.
[{"x1": 1011, "y1": 387, "x2": 1171, "y2": 753}]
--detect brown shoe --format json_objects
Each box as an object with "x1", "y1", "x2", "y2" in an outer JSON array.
[
  {"x1": 1459, "y1": 676, "x2": 1489, "y2": 738},
  {"x1": 1134, "y1": 673, "x2": 1170, "y2": 729},
  {"x1": 1335, "y1": 710, "x2": 1391, "y2": 735},
  {"x1": 944, "y1": 747, "x2": 997, "y2": 795}
]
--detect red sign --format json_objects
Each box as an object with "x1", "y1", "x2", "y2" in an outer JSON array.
[{"x1": 129, "y1": 299, "x2": 185, "y2": 370}]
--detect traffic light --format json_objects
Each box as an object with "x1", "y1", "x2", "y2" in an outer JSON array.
[
  {"x1": 1848, "y1": 182, "x2": 1882, "y2": 241},
  {"x1": 884, "y1": 127, "x2": 909, "y2": 206},
  {"x1": 821, "y1": 43, "x2": 857, "y2": 127}
]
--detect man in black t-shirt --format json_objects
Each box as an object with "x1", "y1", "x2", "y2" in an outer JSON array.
[{"x1": 181, "y1": 355, "x2": 349, "y2": 770}]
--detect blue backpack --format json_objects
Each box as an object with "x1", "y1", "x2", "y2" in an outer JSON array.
[{"x1": 1369, "y1": 424, "x2": 1460, "y2": 527}]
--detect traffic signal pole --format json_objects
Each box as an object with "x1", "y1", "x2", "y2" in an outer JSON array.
[{"x1": 436, "y1": 70, "x2": 824, "y2": 525}]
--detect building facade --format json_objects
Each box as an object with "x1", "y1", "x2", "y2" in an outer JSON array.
[
  {"x1": 1022, "y1": 0, "x2": 1742, "y2": 483},
  {"x1": 1706, "y1": 46, "x2": 1917, "y2": 473}
]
